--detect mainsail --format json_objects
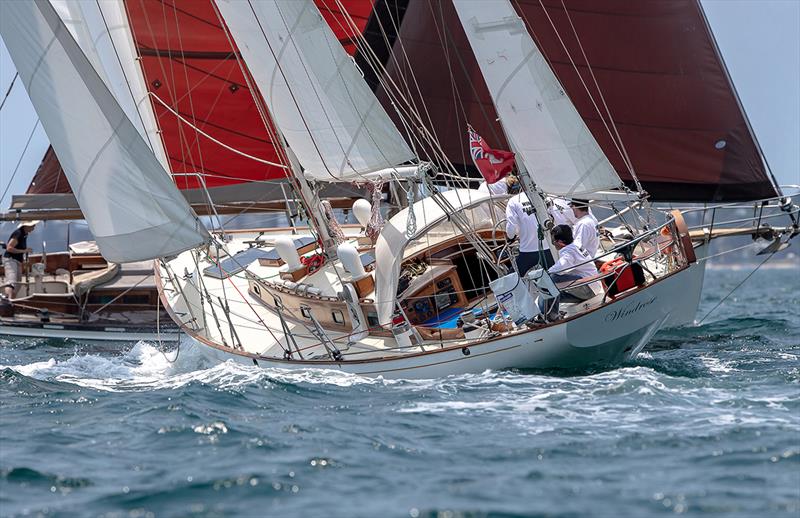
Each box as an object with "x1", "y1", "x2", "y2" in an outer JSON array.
[
  {"x1": 215, "y1": 0, "x2": 415, "y2": 182},
  {"x1": 452, "y1": 0, "x2": 623, "y2": 196},
  {"x1": 0, "y1": 0, "x2": 209, "y2": 262}
]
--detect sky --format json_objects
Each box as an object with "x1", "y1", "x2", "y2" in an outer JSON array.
[{"x1": 1, "y1": 0, "x2": 799, "y2": 211}]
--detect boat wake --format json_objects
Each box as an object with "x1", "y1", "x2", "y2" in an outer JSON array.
[
  {"x1": 0, "y1": 336, "x2": 701, "y2": 396},
  {"x1": 0, "y1": 338, "x2": 393, "y2": 393}
]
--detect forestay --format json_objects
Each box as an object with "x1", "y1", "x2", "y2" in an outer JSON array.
[
  {"x1": 0, "y1": 0, "x2": 209, "y2": 262},
  {"x1": 215, "y1": 0, "x2": 414, "y2": 182},
  {"x1": 452, "y1": 0, "x2": 622, "y2": 196}
]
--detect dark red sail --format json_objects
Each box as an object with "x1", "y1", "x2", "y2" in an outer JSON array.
[
  {"x1": 355, "y1": 0, "x2": 779, "y2": 202},
  {"x1": 26, "y1": 146, "x2": 69, "y2": 194}
]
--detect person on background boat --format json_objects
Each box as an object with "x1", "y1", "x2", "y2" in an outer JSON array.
[
  {"x1": 506, "y1": 191, "x2": 554, "y2": 275},
  {"x1": 570, "y1": 199, "x2": 600, "y2": 257},
  {"x1": 478, "y1": 174, "x2": 519, "y2": 196},
  {"x1": 2, "y1": 221, "x2": 38, "y2": 298}
]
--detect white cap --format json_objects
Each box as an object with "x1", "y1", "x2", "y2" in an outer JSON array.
[{"x1": 17, "y1": 220, "x2": 41, "y2": 229}]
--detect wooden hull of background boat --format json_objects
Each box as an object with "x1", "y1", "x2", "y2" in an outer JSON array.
[{"x1": 182, "y1": 262, "x2": 701, "y2": 379}]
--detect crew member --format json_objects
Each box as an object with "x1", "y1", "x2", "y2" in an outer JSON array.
[
  {"x1": 506, "y1": 191, "x2": 554, "y2": 276},
  {"x1": 548, "y1": 196, "x2": 576, "y2": 226},
  {"x1": 478, "y1": 175, "x2": 518, "y2": 196},
  {"x1": 548, "y1": 224, "x2": 598, "y2": 282},
  {"x1": 570, "y1": 199, "x2": 600, "y2": 257},
  {"x1": 538, "y1": 224, "x2": 599, "y2": 319},
  {"x1": 3, "y1": 221, "x2": 38, "y2": 298}
]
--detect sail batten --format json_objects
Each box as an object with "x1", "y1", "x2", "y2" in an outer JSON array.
[
  {"x1": 452, "y1": 0, "x2": 623, "y2": 196},
  {"x1": 215, "y1": 0, "x2": 414, "y2": 182},
  {"x1": 0, "y1": 0, "x2": 209, "y2": 262}
]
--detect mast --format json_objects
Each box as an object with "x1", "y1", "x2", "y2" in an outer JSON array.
[
  {"x1": 282, "y1": 145, "x2": 336, "y2": 253},
  {"x1": 496, "y1": 115, "x2": 556, "y2": 243}
]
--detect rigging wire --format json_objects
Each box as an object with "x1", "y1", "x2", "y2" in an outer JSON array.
[
  {"x1": 330, "y1": 0, "x2": 473, "y2": 185},
  {"x1": 210, "y1": 0, "x2": 324, "y2": 245},
  {"x1": 93, "y1": 0, "x2": 161, "y2": 160},
  {"x1": 697, "y1": 250, "x2": 778, "y2": 325},
  {"x1": 169, "y1": 0, "x2": 211, "y2": 186},
  {"x1": 555, "y1": 0, "x2": 639, "y2": 190},
  {"x1": 0, "y1": 119, "x2": 41, "y2": 205},
  {"x1": 515, "y1": 0, "x2": 638, "y2": 190},
  {"x1": 0, "y1": 72, "x2": 19, "y2": 112},
  {"x1": 136, "y1": 0, "x2": 193, "y2": 179}
]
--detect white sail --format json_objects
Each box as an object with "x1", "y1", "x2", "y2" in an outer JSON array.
[
  {"x1": 452, "y1": 0, "x2": 622, "y2": 196},
  {"x1": 215, "y1": 0, "x2": 414, "y2": 182},
  {"x1": 50, "y1": 0, "x2": 169, "y2": 171},
  {"x1": 0, "y1": 0, "x2": 209, "y2": 262}
]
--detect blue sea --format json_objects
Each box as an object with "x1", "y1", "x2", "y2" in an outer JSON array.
[{"x1": 1, "y1": 267, "x2": 798, "y2": 517}]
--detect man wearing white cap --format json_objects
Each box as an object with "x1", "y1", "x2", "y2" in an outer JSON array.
[
  {"x1": 569, "y1": 199, "x2": 600, "y2": 258},
  {"x1": 3, "y1": 221, "x2": 38, "y2": 298}
]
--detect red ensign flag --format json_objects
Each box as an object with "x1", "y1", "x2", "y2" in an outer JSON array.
[{"x1": 468, "y1": 125, "x2": 516, "y2": 184}]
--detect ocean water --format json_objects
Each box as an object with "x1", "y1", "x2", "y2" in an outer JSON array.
[{"x1": 0, "y1": 268, "x2": 798, "y2": 517}]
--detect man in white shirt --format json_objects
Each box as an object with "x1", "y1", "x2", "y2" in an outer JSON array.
[
  {"x1": 537, "y1": 224, "x2": 599, "y2": 319},
  {"x1": 506, "y1": 191, "x2": 554, "y2": 275},
  {"x1": 569, "y1": 199, "x2": 600, "y2": 258},
  {"x1": 478, "y1": 175, "x2": 518, "y2": 196},
  {"x1": 548, "y1": 197, "x2": 576, "y2": 226},
  {"x1": 548, "y1": 224, "x2": 599, "y2": 282}
]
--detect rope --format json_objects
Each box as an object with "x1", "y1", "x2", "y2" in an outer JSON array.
[
  {"x1": 148, "y1": 93, "x2": 289, "y2": 169},
  {"x1": 366, "y1": 180, "x2": 384, "y2": 241},
  {"x1": 697, "y1": 250, "x2": 777, "y2": 325},
  {"x1": 321, "y1": 200, "x2": 346, "y2": 245},
  {"x1": 405, "y1": 188, "x2": 417, "y2": 237}
]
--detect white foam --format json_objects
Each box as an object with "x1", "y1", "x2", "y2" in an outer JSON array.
[
  {"x1": 699, "y1": 355, "x2": 735, "y2": 373},
  {"x1": 1, "y1": 337, "x2": 389, "y2": 392}
]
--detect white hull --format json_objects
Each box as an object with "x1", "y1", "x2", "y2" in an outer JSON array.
[
  {"x1": 662, "y1": 243, "x2": 708, "y2": 328},
  {"x1": 179, "y1": 263, "x2": 699, "y2": 379}
]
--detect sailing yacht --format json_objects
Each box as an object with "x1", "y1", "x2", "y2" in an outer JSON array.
[{"x1": 1, "y1": 0, "x2": 795, "y2": 377}]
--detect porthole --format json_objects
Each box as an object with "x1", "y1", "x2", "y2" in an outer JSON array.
[
  {"x1": 332, "y1": 309, "x2": 345, "y2": 325},
  {"x1": 300, "y1": 305, "x2": 312, "y2": 319}
]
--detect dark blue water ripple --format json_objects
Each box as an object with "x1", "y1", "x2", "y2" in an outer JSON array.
[{"x1": 0, "y1": 268, "x2": 798, "y2": 517}]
